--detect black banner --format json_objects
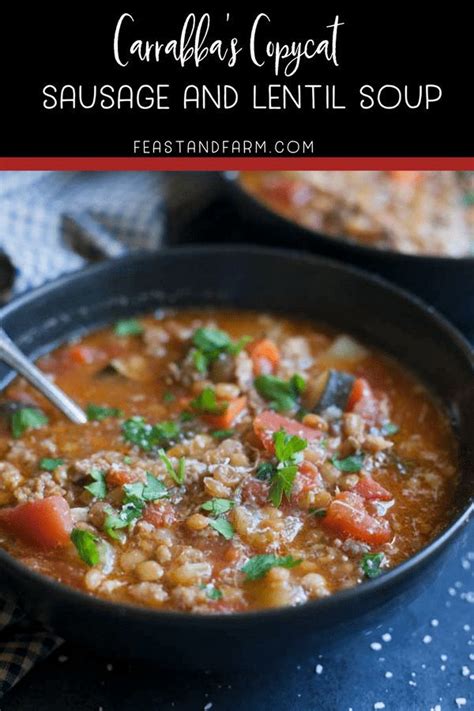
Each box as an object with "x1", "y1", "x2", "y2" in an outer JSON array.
[{"x1": 0, "y1": 3, "x2": 471, "y2": 157}]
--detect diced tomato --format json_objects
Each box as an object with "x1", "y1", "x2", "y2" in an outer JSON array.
[
  {"x1": 323, "y1": 491, "x2": 391, "y2": 546},
  {"x1": 240, "y1": 478, "x2": 269, "y2": 506},
  {"x1": 347, "y1": 378, "x2": 381, "y2": 423},
  {"x1": 0, "y1": 496, "x2": 73, "y2": 549},
  {"x1": 66, "y1": 345, "x2": 100, "y2": 365},
  {"x1": 143, "y1": 501, "x2": 177, "y2": 528},
  {"x1": 106, "y1": 468, "x2": 140, "y2": 488},
  {"x1": 203, "y1": 396, "x2": 247, "y2": 429},
  {"x1": 247, "y1": 338, "x2": 280, "y2": 376},
  {"x1": 254, "y1": 411, "x2": 324, "y2": 453},
  {"x1": 354, "y1": 476, "x2": 392, "y2": 502}
]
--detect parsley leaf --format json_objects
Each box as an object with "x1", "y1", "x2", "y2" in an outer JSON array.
[
  {"x1": 269, "y1": 464, "x2": 298, "y2": 507},
  {"x1": 122, "y1": 417, "x2": 180, "y2": 451},
  {"x1": 256, "y1": 461, "x2": 275, "y2": 480},
  {"x1": 190, "y1": 388, "x2": 227, "y2": 415},
  {"x1": 71, "y1": 528, "x2": 101, "y2": 566},
  {"x1": 86, "y1": 404, "x2": 123, "y2": 421},
  {"x1": 254, "y1": 374, "x2": 306, "y2": 412},
  {"x1": 199, "y1": 584, "x2": 223, "y2": 601},
  {"x1": 11, "y1": 408, "x2": 48, "y2": 438},
  {"x1": 273, "y1": 430, "x2": 307, "y2": 463},
  {"x1": 381, "y1": 422, "x2": 399, "y2": 436},
  {"x1": 242, "y1": 554, "x2": 302, "y2": 581},
  {"x1": 158, "y1": 449, "x2": 186, "y2": 485},
  {"x1": 39, "y1": 457, "x2": 64, "y2": 471},
  {"x1": 211, "y1": 429, "x2": 235, "y2": 440},
  {"x1": 123, "y1": 472, "x2": 168, "y2": 504},
  {"x1": 84, "y1": 468, "x2": 107, "y2": 500},
  {"x1": 114, "y1": 319, "x2": 144, "y2": 337},
  {"x1": 332, "y1": 454, "x2": 365, "y2": 473},
  {"x1": 104, "y1": 498, "x2": 144, "y2": 540},
  {"x1": 309, "y1": 507, "x2": 327, "y2": 517},
  {"x1": 191, "y1": 327, "x2": 251, "y2": 373},
  {"x1": 201, "y1": 498, "x2": 235, "y2": 516},
  {"x1": 360, "y1": 552, "x2": 385, "y2": 579},
  {"x1": 163, "y1": 391, "x2": 175, "y2": 403},
  {"x1": 209, "y1": 518, "x2": 234, "y2": 540}
]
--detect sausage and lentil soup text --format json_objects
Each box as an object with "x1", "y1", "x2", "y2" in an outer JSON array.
[
  {"x1": 240, "y1": 171, "x2": 474, "y2": 256},
  {"x1": 0, "y1": 311, "x2": 459, "y2": 613}
]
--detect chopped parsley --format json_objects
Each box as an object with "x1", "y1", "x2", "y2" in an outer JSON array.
[
  {"x1": 269, "y1": 430, "x2": 307, "y2": 507},
  {"x1": 242, "y1": 554, "x2": 302, "y2": 581},
  {"x1": 360, "y1": 552, "x2": 385, "y2": 579},
  {"x1": 122, "y1": 417, "x2": 180, "y2": 451},
  {"x1": 201, "y1": 498, "x2": 235, "y2": 516},
  {"x1": 84, "y1": 468, "x2": 107, "y2": 500},
  {"x1": 11, "y1": 407, "x2": 48, "y2": 438},
  {"x1": 381, "y1": 422, "x2": 399, "y2": 436},
  {"x1": 86, "y1": 404, "x2": 123, "y2": 422},
  {"x1": 114, "y1": 319, "x2": 144, "y2": 337},
  {"x1": 200, "y1": 498, "x2": 235, "y2": 539},
  {"x1": 190, "y1": 387, "x2": 227, "y2": 415},
  {"x1": 332, "y1": 453, "x2": 365, "y2": 473},
  {"x1": 123, "y1": 472, "x2": 168, "y2": 503},
  {"x1": 70, "y1": 528, "x2": 101, "y2": 566},
  {"x1": 256, "y1": 461, "x2": 275, "y2": 480},
  {"x1": 162, "y1": 391, "x2": 176, "y2": 403},
  {"x1": 199, "y1": 584, "x2": 223, "y2": 601},
  {"x1": 104, "y1": 499, "x2": 143, "y2": 540},
  {"x1": 39, "y1": 457, "x2": 64, "y2": 472},
  {"x1": 191, "y1": 327, "x2": 251, "y2": 374},
  {"x1": 158, "y1": 449, "x2": 186, "y2": 486},
  {"x1": 179, "y1": 411, "x2": 195, "y2": 423},
  {"x1": 211, "y1": 429, "x2": 235, "y2": 440},
  {"x1": 209, "y1": 518, "x2": 234, "y2": 540},
  {"x1": 254, "y1": 373, "x2": 306, "y2": 412}
]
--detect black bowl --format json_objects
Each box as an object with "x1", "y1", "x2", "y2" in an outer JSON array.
[
  {"x1": 0, "y1": 246, "x2": 472, "y2": 670},
  {"x1": 222, "y1": 172, "x2": 474, "y2": 335}
]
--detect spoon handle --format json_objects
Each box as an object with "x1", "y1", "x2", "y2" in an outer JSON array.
[{"x1": 0, "y1": 328, "x2": 87, "y2": 424}]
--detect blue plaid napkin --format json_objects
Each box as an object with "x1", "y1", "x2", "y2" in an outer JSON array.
[
  {"x1": 0, "y1": 171, "x2": 164, "y2": 293},
  {"x1": 0, "y1": 170, "x2": 166, "y2": 696}
]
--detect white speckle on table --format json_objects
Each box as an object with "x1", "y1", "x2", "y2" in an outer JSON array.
[
  {"x1": 408, "y1": 680, "x2": 417, "y2": 687},
  {"x1": 374, "y1": 703, "x2": 385, "y2": 710},
  {"x1": 57, "y1": 655, "x2": 68, "y2": 663},
  {"x1": 384, "y1": 671, "x2": 393, "y2": 679},
  {"x1": 315, "y1": 664, "x2": 323, "y2": 675},
  {"x1": 463, "y1": 624, "x2": 471, "y2": 632},
  {"x1": 204, "y1": 704, "x2": 213, "y2": 711},
  {"x1": 455, "y1": 698, "x2": 467, "y2": 708},
  {"x1": 430, "y1": 706, "x2": 442, "y2": 711},
  {"x1": 106, "y1": 663, "x2": 113, "y2": 672},
  {"x1": 423, "y1": 635, "x2": 433, "y2": 644},
  {"x1": 461, "y1": 591, "x2": 474, "y2": 603},
  {"x1": 462, "y1": 559, "x2": 471, "y2": 570},
  {"x1": 381, "y1": 633, "x2": 392, "y2": 643},
  {"x1": 461, "y1": 666, "x2": 470, "y2": 677},
  {"x1": 431, "y1": 619, "x2": 439, "y2": 627},
  {"x1": 441, "y1": 654, "x2": 448, "y2": 662},
  {"x1": 448, "y1": 587, "x2": 457, "y2": 596},
  {"x1": 440, "y1": 665, "x2": 446, "y2": 672},
  {"x1": 370, "y1": 642, "x2": 382, "y2": 651}
]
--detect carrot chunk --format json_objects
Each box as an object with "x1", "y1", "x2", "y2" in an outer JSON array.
[
  {"x1": 254, "y1": 410, "x2": 324, "y2": 452},
  {"x1": 346, "y1": 378, "x2": 368, "y2": 411},
  {"x1": 354, "y1": 476, "x2": 392, "y2": 502},
  {"x1": 247, "y1": 338, "x2": 280, "y2": 375},
  {"x1": 323, "y1": 491, "x2": 391, "y2": 546},
  {"x1": 0, "y1": 496, "x2": 73, "y2": 549},
  {"x1": 204, "y1": 396, "x2": 247, "y2": 429}
]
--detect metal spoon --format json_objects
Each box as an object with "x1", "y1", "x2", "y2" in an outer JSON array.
[{"x1": 0, "y1": 328, "x2": 87, "y2": 424}]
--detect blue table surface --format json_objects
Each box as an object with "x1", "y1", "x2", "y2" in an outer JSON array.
[{"x1": 4, "y1": 523, "x2": 473, "y2": 711}]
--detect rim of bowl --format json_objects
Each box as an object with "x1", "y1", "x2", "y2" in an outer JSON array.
[
  {"x1": 223, "y1": 171, "x2": 474, "y2": 265},
  {"x1": 0, "y1": 245, "x2": 472, "y2": 627}
]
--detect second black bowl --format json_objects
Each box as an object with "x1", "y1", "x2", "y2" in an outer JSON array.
[{"x1": 222, "y1": 172, "x2": 474, "y2": 335}]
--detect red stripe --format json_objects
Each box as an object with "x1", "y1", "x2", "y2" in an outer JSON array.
[{"x1": 0, "y1": 157, "x2": 472, "y2": 171}]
